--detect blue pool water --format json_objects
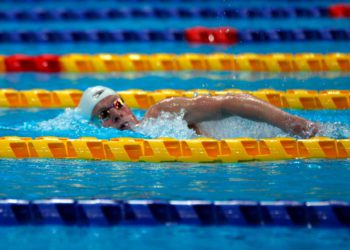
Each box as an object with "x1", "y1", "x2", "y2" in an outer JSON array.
[
  {"x1": 1, "y1": 0, "x2": 350, "y2": 249},
  {"x1": 0, "y1": 158, "x2": 350, "y2": 201},
  {"x1": 0, "y1": 226, "x2": 350, "y2": 250},
  {"x1": 2, "y1": 18, "x2": 350, "y2": 30},
  {"x1": 1, "y1": 42, "x2": 350, "y2": 54},
  {"x1": 1, "y1": 72, "x2": 350, "y2": 91}
]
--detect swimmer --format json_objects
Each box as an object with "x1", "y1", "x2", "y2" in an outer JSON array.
[{"x1": 77, "y1": 86, "x2": 319, "y2": 138}]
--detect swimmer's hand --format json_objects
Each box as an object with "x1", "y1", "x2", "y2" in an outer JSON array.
[{"x1": 288, "y1": 119, "x2": 319, "y2": 138}]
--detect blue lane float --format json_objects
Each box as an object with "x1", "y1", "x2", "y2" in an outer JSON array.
[
  {"x1": 0, "y1": 28, "x2": 349, "y2": 43},
  {"x1": 0, "y1": 30, "x2": 185, "y2": 42},
  {"x1": 0, "y1": 199, "x2": 349, "y2": 227},
  {"x1": 0, "y1": 7, "x2": 330, "y2": 21}
]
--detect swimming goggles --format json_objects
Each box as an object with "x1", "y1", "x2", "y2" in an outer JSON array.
[{"x1": 95, "y1": 97, "x2": 125, "y2": 122}]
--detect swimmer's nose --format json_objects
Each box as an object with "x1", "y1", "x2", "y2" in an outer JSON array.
[
  {"x1": 113, "y1": 112, "x2": 123, "y2": 122},
  {"x1": 109, "y1": 107, "x2": 137, "y2": 129},
  {"x1": 109, "y1": 109, "x2": 123, "y2": 120}
]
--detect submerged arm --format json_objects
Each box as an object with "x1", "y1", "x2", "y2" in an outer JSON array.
[{"x1": 145, "y1": 94, "x2": 318, "y2": 138}]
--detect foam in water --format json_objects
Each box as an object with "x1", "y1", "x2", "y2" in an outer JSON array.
[
  {"x1": 198, "y1": 116, "x2": 288, "y2": 139},
  {"x1": 134, "y1": 110, "x2": 198, "y2": 139},
  {"x1": 134, "y1": 110, "x2": 298, "y2": 139},
  {"x1": 318, "y1": 122, "x2": 350, "y2": 138},
  {"x1": 24, "y1": 108, "x2": 90, "y2": 132},
  {"x1": 199, "y1": 117, "x2": 350, "y2": 139}
]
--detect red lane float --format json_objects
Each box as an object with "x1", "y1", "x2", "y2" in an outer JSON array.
[
  {"x1": 35, "y1": 55, "x2": 61, "y2": 73},
  {"x1": 329, "y1": 4, "x2": 350, "y2": 18},
  {"x1": 185, "y1": 27, "x2": 238, "y2": 44},
  {"x1": 4, "y1": 54, "x2": 61, "y2": 73},
  {"x1": 5, "y1": 55, "x2": 36, "y2": 72}
]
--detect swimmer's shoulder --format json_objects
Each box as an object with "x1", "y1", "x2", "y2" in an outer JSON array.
[{"x1": 145, "y1": 97, "x2": 192, "y2": 119}]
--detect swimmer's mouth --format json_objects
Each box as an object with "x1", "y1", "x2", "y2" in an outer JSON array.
[{"x1": 119, "y1": 122, "x2": 130, "y2": 130}]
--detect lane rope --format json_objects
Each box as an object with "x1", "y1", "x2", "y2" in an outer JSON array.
[
  {"x1": 1, "y1": 27, "x2": 350, "y2": 44},
  {"x1": 0, "y1": 199, "x2": 349, "y2": 227},
  {"x1": 0, "y1": 6, "x2": 343, "y2": 21},
  {"x1": 1, "y1": 53, "x2": 350, "y2": 73},
  {"x1": 0, "y1": 88, "x2": 350, "y2": 110},
  {"x1": 0, "y1": 136, "x2": 349, "y2": 162}
]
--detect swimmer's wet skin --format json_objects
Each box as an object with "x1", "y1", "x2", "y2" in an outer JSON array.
[{"x1": 78, "y1": 86, "x2": 319, "y2": 138}]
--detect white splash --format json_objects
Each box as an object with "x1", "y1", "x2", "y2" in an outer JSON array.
[
  {"x1": 134, "y1": 111, "x2": 291, "y2": 139},
  {"x1": 198, "y1": 116, "x2": 288, "y2": 139},
  {"x1": 134, "y1": 110, "x2": 198, "y2": 139},
  {"x1": 318, "y1": 122, "x2": 350, "y2": 138},
  {"x1": 23, "y1": 108, "x2": 93, "y2": 132}
]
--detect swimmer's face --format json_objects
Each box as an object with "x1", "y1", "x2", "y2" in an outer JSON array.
[{"x1": 91, "y1": 95, "x2": 138, "y2": 130}]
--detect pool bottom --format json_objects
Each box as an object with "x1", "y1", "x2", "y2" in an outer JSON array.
[{"x1": 0, "y1": 226, "x2": 349, "y2": 250}]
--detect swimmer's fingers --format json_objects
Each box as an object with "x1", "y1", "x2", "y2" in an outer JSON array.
[
  {"x1": 304, "y1": 122, "x2": 320, "y2": 138},
  {"x1": 289, "y1": 120, "x2": 319, "y2": 138}
]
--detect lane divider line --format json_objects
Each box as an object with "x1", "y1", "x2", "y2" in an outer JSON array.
[
  {"x1": 1, "y1": 6, "x2": 346, "y2": 21},
  {"x1": 0, "y1": 199, "x2": 348, "y2": 227},
  {"x1": 1, "y1": 53, "x2": 350, "y2": 73},
  {"x1": 0, "y1": 88, "x2": 349, "y2": 110},
  {"x1": 0, "y1": 136, "x2": 349, "y2": 162}
]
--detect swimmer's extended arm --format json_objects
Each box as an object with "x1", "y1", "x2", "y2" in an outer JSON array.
[{"x1": 145, "y1": 94, "x2": 318, "y2": 138}]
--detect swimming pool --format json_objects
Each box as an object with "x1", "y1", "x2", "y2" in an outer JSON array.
[{"x1": 0, "y1": 0, "x2": 350, "y2": 249}]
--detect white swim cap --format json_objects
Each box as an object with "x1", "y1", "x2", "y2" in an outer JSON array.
[{"x1": 77, "y1": 86, "x2": 116, "y2": 119}]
